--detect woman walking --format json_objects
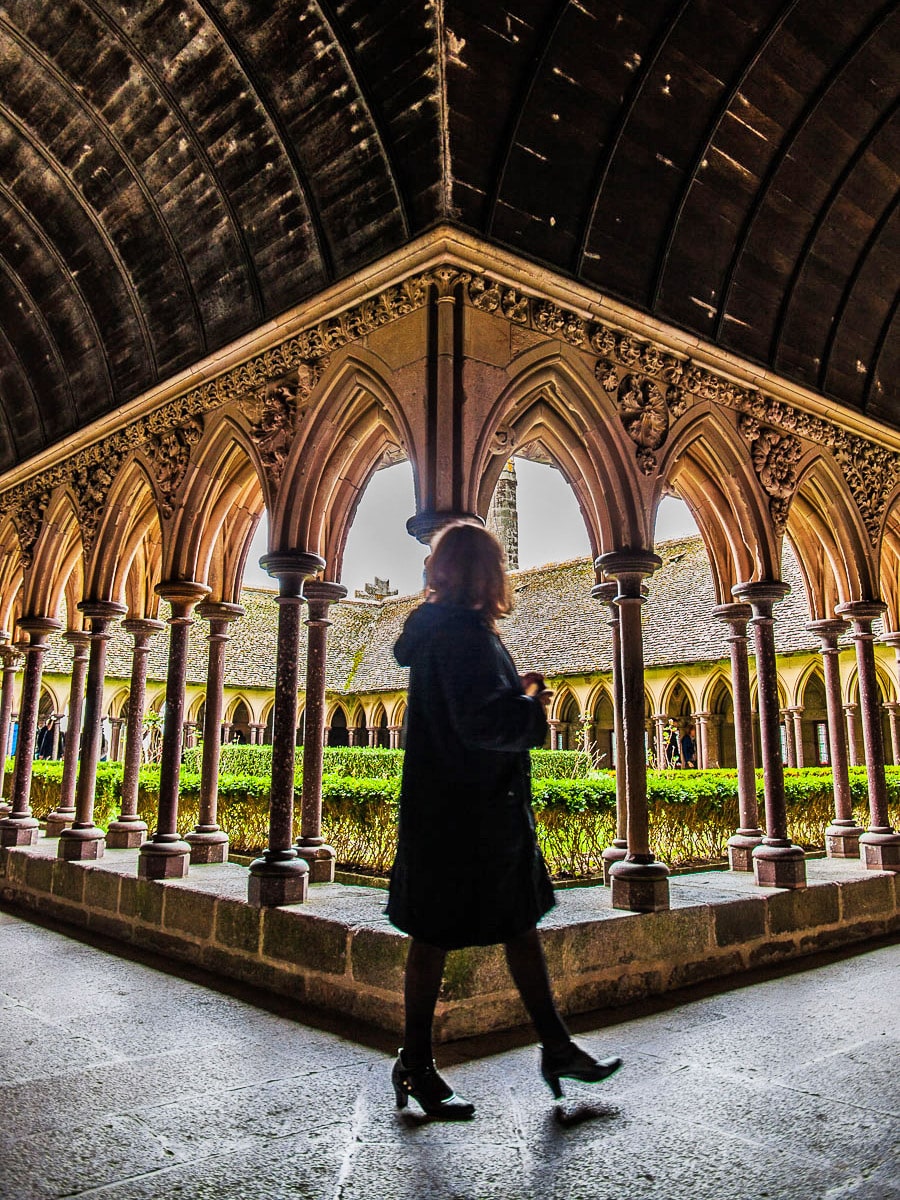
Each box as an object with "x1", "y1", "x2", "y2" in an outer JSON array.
[{"x1": 387, "y1": 522, "x2": 621, "y2": 1119}]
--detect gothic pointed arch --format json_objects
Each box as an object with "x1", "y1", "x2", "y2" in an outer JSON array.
[
  {"x1": 0, "y1": 515, "x2": 24, "y2": 634},
  {"x1": 660, "y1": 676, "x2": 698, "y2": 719},
  {"x1": 83, "y1": 457, "x2": 162, "y2": 606},
  {"x1": 21, "y1": 489, "x2": 85, "y2": 619},
  {"x1": 271, "y1": 355, "x2": 412, "y2": 573},
  {"x1": 658, "y1": 409, "x2": 783, "y2": 596},
  {"x1": 475, "y1": 348, "x2": 645, "y2": 555},
  {"x1": 700, "y1": 669, "x2": 733, "y2": 713}
]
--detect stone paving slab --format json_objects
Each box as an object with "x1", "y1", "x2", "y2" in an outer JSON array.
[{"x1": 0, "y1": 909, "x2": 897, "y2": 1200}]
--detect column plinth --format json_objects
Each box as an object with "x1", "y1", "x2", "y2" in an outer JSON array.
[
  {"x1": 248, "y1": 551, "x2": 323, "y2": 904},
  {"x1": 836, "y1": 600, "x2": 900, "y2": 873},
  {"x1": 733, "y1": 582, "x2": 806, "y2": 889},
  {"x1": 596, "y1": 551, "x2": 669, "y2": 911},
  {"x1": 0, "y1": 617, "x2": 60, "y2": 847},
  {"x1": 138, "y1": 583, "x2": 210, "y2": 880}
]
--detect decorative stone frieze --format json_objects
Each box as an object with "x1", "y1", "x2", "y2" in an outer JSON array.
[
  {"x1": 738, "y1": 416, "x2": 802, "y2": 533},
  {"x1": 239, "y1": 366, "x2": 322, "y2": 488},
  {"x1": 14, "y1": 491, "x2": 51, "y2": 568},
  {"x1": 617, "y1": 375, "x2": 669, "y2": 475},
  {"x1": 71, "y1": 451, "x2": 125, "y2": 555},
  {"x1": 145, "y1": 417, "x2": 204, "y2": 519}
]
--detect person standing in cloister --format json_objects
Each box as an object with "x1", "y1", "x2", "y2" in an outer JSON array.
[{"x1": 387, "y1": 522, "x2": 621, "y2": 1118}]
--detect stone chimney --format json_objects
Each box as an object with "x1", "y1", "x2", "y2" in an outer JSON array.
[{"x1": 487, "y1": 459, "x2": 519, "y2": 571}]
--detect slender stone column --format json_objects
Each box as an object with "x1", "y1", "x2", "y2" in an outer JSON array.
[
  {"x1": 0, "y1": 640, "x2": 22, "y2": 816},
  {"x1": 107, "y1": 618, "x2": 164, "y2": 848},
  {"x1": 248, "y1": 552, "x2": 324, "y2": 905},
  {"x1": 138, "y1": 582, "x2": 210, "y2": 880},
  {"x1": 249, "y1": 723, "x2": 265, "y2": 745},
  {"x1": 791, "y1": 707, "x2": 805, "y2": 767},
  {"x1": 0, "y1": 617, "x2": 61, "y2": 846},
  {"x1": 109, "y1": 717, "x2": 124, "y2": 762},
  {"x1": 651, "y1": 713, "x2": 667, "y2": 771},
  {"x1": 366, "y1": 725, "x2": 377, "y2": 747},
  {"x1": 388, "y1": 724, "x2": 401, "y2": 749},
  {"x1": 592, "y1": 581, "x2": 629, "y2": 883},
  {"x1": 59, "y1": 602, "x2": 126, "y2": 860},
  {"x1": 44, "y1": 632, "x2": 91, "y2": 837},
  {"x1": 844, "y1": 704, "x2": 860, "y2": 766},
  {"x1": 186, "y1": 601, "x2": 243, "y2": 864},
  {"x1": 694, "y1": 712, "x2": 711, "y2": 769},
  {"x1": 883, "y1": 701, "x2": 900, "y2": 766},
  {"x1": 296, "y1": 580, "x2": 346, "y2": 882},
  {"x1": 807, "y1": 619, "x2": 861, "y2": 858},
  {"x1": 597, "y1": 551, "x2": 669, "y2": 912},
  {"x1": 787, "y1": 710, "x2": 801, "y2": 768},
  {"x1": 713, "y1": 603, "x2": 762, "y2": 870},
  {"x1": 733, "y1": 582, "x2": 806, "y2": 889},
  {"x1": 835, "y1": 601, "x2": 900, "y2": 871}
]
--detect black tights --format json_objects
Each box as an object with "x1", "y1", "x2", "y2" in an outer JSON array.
[{"x1": 402, "y1": 928, "x2": 570, "y2": 1067}]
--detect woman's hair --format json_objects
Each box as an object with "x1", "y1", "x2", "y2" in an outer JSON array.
[{"x1": 425, "y1": 522, "x2": 512, "y2": 623}]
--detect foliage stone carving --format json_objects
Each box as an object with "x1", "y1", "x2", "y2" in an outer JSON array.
[
  {"x1": 15, "y1": 491, "x2": 51, "y2": 569},
  {"x1": 146, "y1": 417, "x2": 204, "y2": 519},
  {"x1": 618, "y1": 375, "x2": 668, "y2": 474}
]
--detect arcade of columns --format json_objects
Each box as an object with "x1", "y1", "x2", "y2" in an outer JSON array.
[{"x1": 1, "y1": 229, "x2": 899, "y2": 913}]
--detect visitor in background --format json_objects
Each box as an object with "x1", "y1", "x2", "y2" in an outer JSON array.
[
  {"x1": 681, "y1": 723, "x2": 697, "y2": 769},
  {"x1": 665, "y1": 722, "x2": 681, "y2": 768},
  {"x1": 387, "y1": 522, "x2": 621, "y2": 1119},
  {"x1": 35, "y1": 717, "x2": 54, "y2": 760}
]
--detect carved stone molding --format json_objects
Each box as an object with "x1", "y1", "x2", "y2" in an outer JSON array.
[
  {"x1": 145, "y1": 417, "x2": 204, "y2": 519},
  {"x1": 72, "y1": 451, "x2": 125, "y2": 555},
  {"x1": 618, "y1": 375, "x2": 669, "y2": 476},
  {"x1": 490, "y1": 425, "x2": 518, "y2": 457},
  {"x1": 14, "y1": 490, "x2": 50, "y2": 569},
  {"x1": 738, "y1": 415, "x2": 802, "y2": 533}
]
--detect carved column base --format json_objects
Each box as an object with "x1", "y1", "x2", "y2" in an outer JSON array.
[
  {"x1": 0, "y1": 816, "x2": 39, "y2": 846},
  {"x1": 106, "y1": 818, "x2": 149, "y2": 849},
  {"x1": 44, "y1": 810, "x2": 76, "y2": 838},
  {"x1": 186, "y1": 828, "x2": 230, "y2": 864},
  {"x1": 825, "y1": 820, "x2": 864, "y2": 859},
  {"x1": 295, "y1": 840, "x2": 336, "y2": 884},
  {"x1": 248, "y1": 853, "x2": 309, "y2": 906},
  {"x1": 727, "y1": 830, "x2": 764, "y2": 872},
  {"x1": 0, "y1": 801, "x2": 11, "y2": 816},
  {"x1": 752, "y1": 843, "x2": 807, "y2": 889},
  {"x1": 609, "y1": 859, "x2": 670, "y2": 912},
  {"x1": 138, "y1": 838, "x2": 191, "y2": 879},
  {"x1": 58, "y1": 826, "x2": 105, "y2": 860},
  {"x1": 601, "y1": 840, "x2": 628, "y2": 886},
  {"x1": 859, "y1": 830, "x2": 900, "y2": 872}
]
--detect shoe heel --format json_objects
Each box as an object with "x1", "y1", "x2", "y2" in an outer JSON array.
[
  {"x1": 393, "y1": 1082, "x2": 409, "y2": 1110},
  {"x1": 542, "y1": 1070, "x2": 564, "y2": 1100}
]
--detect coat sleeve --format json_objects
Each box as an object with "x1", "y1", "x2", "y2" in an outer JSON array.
[{"x1": 432, "y1": 620, "x2": 547, "y2": 752}]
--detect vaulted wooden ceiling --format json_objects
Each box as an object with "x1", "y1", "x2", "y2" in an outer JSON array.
[{"x1": 0, "y1": 0, "x2": 897, "y2": 473}]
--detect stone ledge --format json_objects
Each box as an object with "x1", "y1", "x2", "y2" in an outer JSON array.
[{"x1": 1, "y1": 844, "x2": 897, "y2": 1043}]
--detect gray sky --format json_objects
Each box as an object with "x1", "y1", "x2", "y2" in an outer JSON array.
[{"x1": 244, "y1": 459, "x2": 698, "y2": 595}]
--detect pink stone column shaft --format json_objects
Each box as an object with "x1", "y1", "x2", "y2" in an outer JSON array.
[
  {"x1": 651, "y1": 713, "x2": 667, "y2": 771},
  {"x1": 592, "y1": 582, "x2": 628, "y2": 882},
  {"x1": 138, "y1": 583, "x2": 209, "y2": 880},
  {"x1": 597, "y1": 550, "x2": 669, "y2": 912},
  {"x1": 781, "y1": 710, "x2": 797, "y2": 768},
  {"x1": 44, "y1": 631, "x2": 91, "y2": 837},
  {"x1": 733, "y1": 581, "x2": 806, "y2": 889},
  {"x1": 844, "y1": 705, "x2": 860, "y2": 766},
  {"x1": 186, "y1": 601, "x2": 243, "y2": 863},
  {"x1": 807, "y1": 619, "x2": 861, "y2": 857},
  {"x1": 835, "y1": 602, "x2": 900, "y2": 870},
  {"x1": 792, "y1": 708, "x2": 805, "y2": 768},
  {"x1": 884, "y1": 702, "x2": 900, "y2": 766},
  {"x1": 107, "y1": 619, "x2": 164, "y2": 848},
  {"x1": 59, "y1": 602, "x2": 126, "y2": 860},
  {"x1": 0, "y1": 643, "x2": 22, "y2": 815},
  {"x1": 0, "y1": 617, "x2": 60, "y2": 846},
  {"x1": 248, "y1": 552, "x2": 323, "y2": 906},
  {"x1": 296, "y1": 580, "x2": 346, "y2": 881},
  {"x1": 713, "y1": 603, "x2": 762, "y2": 870}
]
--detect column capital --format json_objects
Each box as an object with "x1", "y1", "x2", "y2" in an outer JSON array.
[
  {"x1": 17, "y1": 615, "x2": 62, "y2": 641},
  {"x1": 712, "y1": 602, "x2": 753, "y2": 625},
  {"x1": 882, "y1": 700, "x2": 900, "y2": 713},
  {"x1": 77, "y1": 599, "x2": 128, "y2": 623},
  {"x1": 835, "y1": 599, "x2": 886, "y2": 625},
  {"x1": 155, "y1": 580, "x2": 211, "y2": 619},
  {"x1": 63, "y1": 629, "x2": 92, "y2": 649},
  {"x1": 405, "y1": 511, "x2": 483, "y2": 545},
  {"x1": 122, "y1": 617, "x2": 166, "y2": 639},
  {"x1": 595, "y1": 550, "x2": 662, "y2": 597},
  {"x1": 880, "y1": 631, "x2": 900, "y2": 651},
  {"x1": 260, "y1": 552, "x2": 325, "y2": 598},
  {"x1": 303, "y1": 580, "x2": 348, "y2": 608},
  {"x1": 732, "y1": 580, "x2": 790, "y2": 608},
  {"x1": 196, "y1": 601, "x2": 245, "y2": 625},
  {"x1": 843, "y1": 702, "x2": 858, "y2": 716},
  {"x1": 0, "y1": 643, "x2": 22, "y2": 669},
  {"x1": 807, "y1": 618, "x2": 849, "y2": 644}
]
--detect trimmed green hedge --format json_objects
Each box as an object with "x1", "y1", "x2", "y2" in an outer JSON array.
[{"x1": 11, "y1": 755, "x2": 900, "y2": 879}]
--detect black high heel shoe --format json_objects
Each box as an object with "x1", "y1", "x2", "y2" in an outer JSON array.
[
  {"x1": 392, "y1": 1051, "x2": 476, "y2": 1119},
  {"x1": 540, "y1": 1041, "x2": 622, "y2": 1099}
]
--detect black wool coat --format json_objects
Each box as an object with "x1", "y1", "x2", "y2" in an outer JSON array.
[{"x1": 386, "y1": 601, "x2": 555, "y2": 949}]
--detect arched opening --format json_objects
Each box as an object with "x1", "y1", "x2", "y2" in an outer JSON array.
[
  {"x1": 327, "y1": 705, "x2": 349, "y2": 747},
  {"x1": 227, "y1": 698, "x2": 251, "y2": 745},
  {"x1": 705, "y1": 676, "x2": 735, "y2": 770},
  {"x1": 799, "y1": 671, "x2": 830, "y2": 767}
]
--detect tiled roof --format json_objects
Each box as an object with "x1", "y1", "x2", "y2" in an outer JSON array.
[{"x1": 42, "y1": 536, "x2": 835, "y2": 694}]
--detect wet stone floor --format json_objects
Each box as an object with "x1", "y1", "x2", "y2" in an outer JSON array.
[{"x1": 0, "y1": 906, "x2": 897, "y2": 1200}]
